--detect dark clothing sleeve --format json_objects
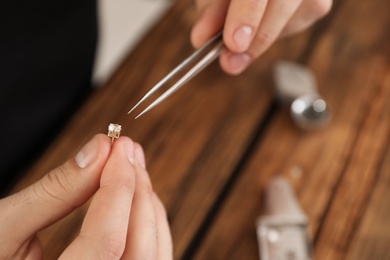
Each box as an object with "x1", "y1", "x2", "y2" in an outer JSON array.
[{"x1": 0, "y1": 0, "x2": 98, "y2": 193}]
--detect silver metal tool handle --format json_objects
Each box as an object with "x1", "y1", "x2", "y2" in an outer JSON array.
[{"x1": 256, "y1": 177, "x2": 313, "y2": 260}]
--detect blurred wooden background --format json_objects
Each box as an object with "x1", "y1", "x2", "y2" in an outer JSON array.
[{"x1": 10, "y1": 0, "x2": 390, "y2": 259}]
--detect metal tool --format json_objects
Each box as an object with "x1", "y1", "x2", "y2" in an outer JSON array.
[
  {"x1": 128, "y1": 31, "x2": 224, "y2": 119},
  {"x1": 274, "y1": 61, "x2": 331, "y2": 130},
  {"x1": 256, "y1": 177, "x2": 313, "y2": 260}
]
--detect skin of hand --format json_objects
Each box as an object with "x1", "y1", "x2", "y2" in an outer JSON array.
[
  {"x1": 191, "y1": 0, "x2": 332, "y2": 75},
  {"x1": 0, "y1": 134, "x2": 172, "y2": 259}
]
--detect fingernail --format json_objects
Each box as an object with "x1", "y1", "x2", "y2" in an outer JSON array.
[
  {"x1": 75, "y1": 138, "x2": 99, "y2": 168},
  {"x1": 227, "y1": 53, "x2": 251, "y2": 74},
  {"x1": 125, "y1": 140, "x2": 135, "y2": 165},
  {"x1": 233, "y1": 26, "x2": 253, "y2": 51},
  {"x1": 135, "y1": 145, "x2": 146, "y2": 169}
]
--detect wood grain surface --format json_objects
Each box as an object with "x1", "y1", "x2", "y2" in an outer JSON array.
[{"x1": 8, "y1": 0, "x2": 390, "y2": 259}]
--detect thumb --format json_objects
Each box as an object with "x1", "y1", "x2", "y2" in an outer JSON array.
[{"x1": 0, "y1": 134, "x2": 111, "y2": 245}]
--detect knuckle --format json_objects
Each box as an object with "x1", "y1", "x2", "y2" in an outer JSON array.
[
  {"x1": 122, "y1": 172, "x2": 136, "y2": 193},
  {"x1": 252, "y1": 29, "x2": 276, "y2": 55},
  {"x1": 99, "y1": 233, "x2": 125, "y2": 260},
  {"x1": 115, "y1": 182, "x2": 136, "y2": 196},
  {"x1": 102, "y1": 171, "x2": 136, "y2": 194},
  {"x1": 123, "y1": 181, "x2": 136, "y2": 195},
  {"x1": 256, "y1": 30, "x2": 274, "y2": 45},
  {"x1": 34, "y1": 166, "x2": 74, "y2": 206},
  {"x1": 245, "y1": 0, "x2": 266, "y2": 12}
]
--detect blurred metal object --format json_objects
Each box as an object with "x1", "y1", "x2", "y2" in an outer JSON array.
[
  {"x1": 291, "y1": 94, "x2": 330, "y2": 130},
  {"x1": 274, "y1": 61, "x2": 331, "y2": 130},
  {"x1": 256, "y1": 177, "x2": 313, "y2": 260}
]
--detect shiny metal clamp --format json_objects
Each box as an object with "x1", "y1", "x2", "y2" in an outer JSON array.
[{"x1": 256, "y1": 177, "x2": 313, "y2": 260}]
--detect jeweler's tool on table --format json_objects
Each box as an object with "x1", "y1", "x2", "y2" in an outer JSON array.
[
  {"x1": 256, "y1": 177, "x2": 313, "y2": 260},
  {"x1": 128, "y1": 31, "x2": 224, "y2": 119},
  {"x1": 274, "y1": 61, "x2": 331, "y2": 130}
]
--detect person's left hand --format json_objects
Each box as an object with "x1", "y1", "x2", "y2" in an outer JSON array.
[{"x1": 0, "y1": 135, "x2": 172, "y2": 259}]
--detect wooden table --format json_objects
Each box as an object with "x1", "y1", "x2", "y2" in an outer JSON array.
[{"x1": 10, "y1": 0, "x2": 390, "y2": 259}]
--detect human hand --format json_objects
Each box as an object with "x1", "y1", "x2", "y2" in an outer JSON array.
[
  {"x1": 0, "y1": 134, "x2": 172, "y2": 259},
  {"x1": 191, "y1": 0, "x2": 332, "y2": 74}
]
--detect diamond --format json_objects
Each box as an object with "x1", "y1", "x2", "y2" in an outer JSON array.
[{"x1": 107, "y1": 123, "x2": 122, "y2": 140}]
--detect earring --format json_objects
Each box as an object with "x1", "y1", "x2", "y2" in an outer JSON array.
[{"x1": 107, "y1": 123, "x2": 122, "y2": 143}]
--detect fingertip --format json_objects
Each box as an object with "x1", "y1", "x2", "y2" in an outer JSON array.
[
  {"x1": 191, "y1": 22, "x2": 203, "y2": 49},
  {"x1": 219, "y1": 50, "x2": 252, "y2": 75},
  {"x1": 115, "y1": 135, "x2": 134, "y2": 145},
  {"x1": 191, "y1": 3, "x2": 210, "y2": 48},
  {"x1": 223, "y1": 29, "x2": 239, "y2": 54},
  {"x1": 134, "y1": 143, "x2": 146, "y2": 169},
  {"x1": 112, "y1": 136, "x2": 136, "y2": 165},
  {"x1": 99, "y1": 136, "x2": 137, "y2": 196},
  {"x1": 191, "y1": 3, "x2": 226, "y2": 49},
  {"x1": 219, "y1": 54, "x2": 237, "y2": 75},
  {"x1": 191, "y1": 17, "x2": 215, "y2": 49},
  {"x1": 223, "y1": 25, "x2": 254, "y2": 53},
  {"x1": 94, "y1": 133, "x2": 112, "y2": 158},
  {"x1": 95, "y1": 133, "x2": 112, "y2": 144},
  {"x1": 74, "y1": 134, "x2": 111, "y2": 169}
]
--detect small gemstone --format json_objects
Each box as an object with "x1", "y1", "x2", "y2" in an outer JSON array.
[
  {"x1": 108, "y1": 123, "x2": 122, "y2": 139},
  {"x1": 108, "y1": 123, "x2": 122, "y2": 132}
]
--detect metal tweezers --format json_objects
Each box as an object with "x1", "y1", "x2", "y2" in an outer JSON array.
[{"x1": 128, "y1": 31, "x2": 224, "y2": 119}]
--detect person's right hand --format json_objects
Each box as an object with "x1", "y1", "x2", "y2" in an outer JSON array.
[
  {"x1": 191, "y1": 0, "x2": 332, "y2": 75},
  {"x1": 0, "y1": 134, "x2": 173, "y2": 259}
]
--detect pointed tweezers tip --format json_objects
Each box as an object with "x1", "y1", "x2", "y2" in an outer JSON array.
[
  {"x1": 128, "y1": 31, "x2": 224, "y2": 119},
  {"x1": 134, "y1": 111, "x2": 144, "y2": 119}
]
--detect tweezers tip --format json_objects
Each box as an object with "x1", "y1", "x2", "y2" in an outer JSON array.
[
  {"x1": 127, "y1": 107, "x2": 136, "y2": 114},
  {"x1": 135, "y1": 110, "x2": 146, "y2": 119}
]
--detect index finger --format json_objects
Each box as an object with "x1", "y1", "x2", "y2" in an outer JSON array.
[
  {"x1": 223, "y1": 0, "x2": 268, "y2": 52},
  {"x1": 60, "y1": 137, "x2": 136, "y2": 259},
  {"x1": 191, "y1": 0, "x2": 229, "y2": 48}
]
